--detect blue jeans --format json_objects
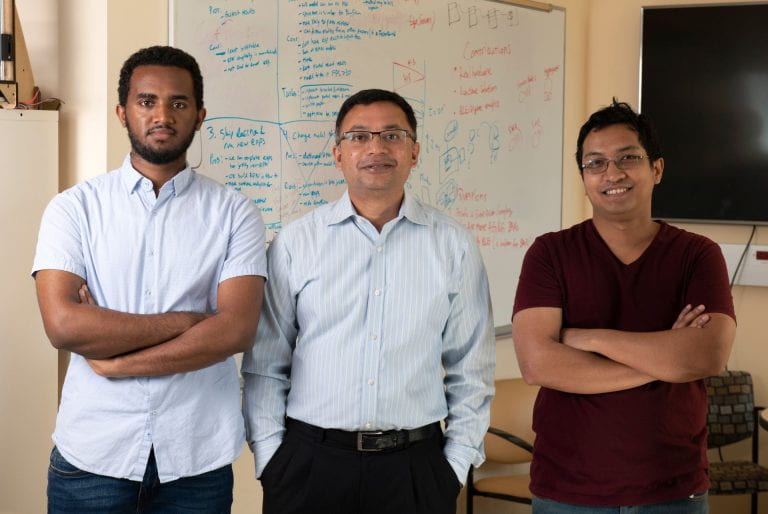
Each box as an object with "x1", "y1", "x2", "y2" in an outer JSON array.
[
  {"x1": 47, "y1": 446, "x2": 233, "y2": 513},
  {"x1": 532, "y1": 493, "x2": 708, "y2": 514}
]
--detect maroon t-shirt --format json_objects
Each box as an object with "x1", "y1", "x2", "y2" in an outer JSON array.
[{"x1": 513, "y1": 220, "x2": 735, "y2": 506}]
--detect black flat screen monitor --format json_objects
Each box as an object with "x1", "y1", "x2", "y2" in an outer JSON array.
[{"x1": 641, "y1": 4, "x2": 768, "y2": 225}]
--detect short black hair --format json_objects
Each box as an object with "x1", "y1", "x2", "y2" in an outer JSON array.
[
  {"x1": 118, "y1": 46, "x2": 203, "y2": 109},
  {"x1": 335, "y1": 89, "x2": 418, "y2": 143},
  {"x1": 575, "y1": 98, "x2": 662, "y2": 171}
]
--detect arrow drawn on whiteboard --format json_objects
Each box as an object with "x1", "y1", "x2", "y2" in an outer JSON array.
[{"x1": 280, "y1": 126, "x2": 337, "y2": 216}]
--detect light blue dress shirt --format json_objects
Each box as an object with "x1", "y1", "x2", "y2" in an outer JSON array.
[
  {"x1": 32, "y1": 155, "x2": 267, "y2": 483},
  {"x1": 242, "y1": 190, "x2": 495, "y2": 483}
]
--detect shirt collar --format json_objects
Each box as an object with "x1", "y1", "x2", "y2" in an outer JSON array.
[
  {"x1": 118, "y1": 154, "x2": 194, "y2": 196},
  {"x1": 326, "y1": 189, "x2": 430, "y2": 227},
  {"x1": 326, "y1": 190, "x2": 357, "y2": 225},
  {"x1": 399, "y1": 190, "x2": 430, "y2": 226}
]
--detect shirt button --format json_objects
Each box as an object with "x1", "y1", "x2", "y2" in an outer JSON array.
[
  {"x1": 376, "y1": 246, "x2": 383, "y2": 253},
  {"x1": 371, "y1": 334, "x2": 378, "y2": 341},
  {"x1": 373, "y1": 289, "x2": 381, "y2": 296},
  {"x1": 365, "y1": 422, "x2": 372, "y2": 429},
  {"x1": 145, "y1": 289, "x2": 151, "y2": 296},
  {"x1": 367, "y1": 378, "x2": 374, "y2": 385}
]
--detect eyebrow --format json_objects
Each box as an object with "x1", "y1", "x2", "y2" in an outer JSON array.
[
  {"x1": 584, "y1": 144, "x2": 642, "y2": 158},
  {"x1": 135, "y1": 93, "x2": 191, "y2": 101},
  {"x1": 345, "y1": 123, "x2": 406, "y2": 131}
]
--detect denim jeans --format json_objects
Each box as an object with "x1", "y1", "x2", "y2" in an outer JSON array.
[
  {"x1": 47, "y1": 446, "x2": 233, "y2": 513},
  {"x1": 532, "y1": 493, "x2": 708, "y2": 514}
]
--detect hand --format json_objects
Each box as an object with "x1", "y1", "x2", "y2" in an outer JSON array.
[
  {"x1": 86, "y1": 357, "x2": 117, "y2": 377},
  {"x1": 561, "y1": 327, "x2": 590, "y2": 351},
  {"x1": 671, "y1": 304, "x2": 709, "y2": 330},
  {"x1": 79, "y1": 285, "x2": 115, "y2": 375},
  {"x1": 78, "y1": 284, "x2": 97, "y2": 305}
]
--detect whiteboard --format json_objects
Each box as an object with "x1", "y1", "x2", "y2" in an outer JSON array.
[{"x1": 171, "y1": 0, "x2": 564, "y2": 330}]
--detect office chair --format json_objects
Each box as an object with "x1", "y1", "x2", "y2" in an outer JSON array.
[
  {"x1": 466, "y1": 377, "x2": 539, "y2": 513},
  {"x1": 706, "y1": 370, "x2": 768, "y2": 514}
]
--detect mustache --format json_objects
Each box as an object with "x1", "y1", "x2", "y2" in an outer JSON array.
[
  {"x1": 358, "y1": 157, "x2": 396, "y2": 168},
  {"x1": 147, "y1": 124, "x2": 177, "y2": 136}
]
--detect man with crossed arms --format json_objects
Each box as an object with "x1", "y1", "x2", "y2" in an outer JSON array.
[
  {"x1": 513, "y1": 100, "x2": 736, "y2": 513},
  {"x1": 33, "y1": 46, "x2": 266, "y2": 512}
]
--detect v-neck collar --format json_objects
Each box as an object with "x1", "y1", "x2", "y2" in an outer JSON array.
[{"x1": 588, "y1": 219, "x2": 667, "y2": 269}]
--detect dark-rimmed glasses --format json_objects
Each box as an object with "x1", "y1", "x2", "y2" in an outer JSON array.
[
  {"x1": 581, "y1": 154, "x2": 647, "y2": 175},
  {"x1": 337, "y1": 129, "x2": 416, "y2": 146}
]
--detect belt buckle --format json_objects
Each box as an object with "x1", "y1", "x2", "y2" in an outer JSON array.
[{"x1": 357, "y1": 431, "x2": 384, "y2": 451}]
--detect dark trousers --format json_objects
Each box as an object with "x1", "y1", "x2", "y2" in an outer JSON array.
[{"x1": 261, "y1": 421, "x2": 462, "y2": 514}]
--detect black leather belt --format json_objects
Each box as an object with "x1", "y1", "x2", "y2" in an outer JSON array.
[{"x1": 286, "y1": 418, "x2": 440, "y2": 452}]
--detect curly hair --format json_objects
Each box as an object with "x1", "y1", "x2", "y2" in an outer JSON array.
[{"x1": 118, "y1": 46, "x2": 203, "y2": 109}]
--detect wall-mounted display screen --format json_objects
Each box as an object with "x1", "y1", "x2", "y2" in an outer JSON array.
[{"x1": 641, "y1": 4, "x2": 768, "y2": 225}]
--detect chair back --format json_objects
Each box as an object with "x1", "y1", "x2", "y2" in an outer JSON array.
[
  {"x1": 484, "y1": 378, "x2": 539, "y2": 464},
  {"x1": 706, "y1": 370, "x2": 756, "y2": 448}
]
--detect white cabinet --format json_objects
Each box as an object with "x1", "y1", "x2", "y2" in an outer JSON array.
[{"x1": 0, "y1": 109, "x2": 59, "y2": 513}]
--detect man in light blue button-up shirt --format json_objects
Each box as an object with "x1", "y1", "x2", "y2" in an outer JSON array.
[
  {"x1": 33, "y1": 47, "x2": 266, "y2": 513},
  {"x1": 243, "y1": 89, "x2": 495, "y2": 514}
]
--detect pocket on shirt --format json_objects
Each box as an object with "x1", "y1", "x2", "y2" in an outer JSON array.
[{"x1": 48, "y1": 447, "x2": 89, "y2": 478}]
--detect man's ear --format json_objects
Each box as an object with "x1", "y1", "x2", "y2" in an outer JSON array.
[
  {"x1": 332, "y1": 144, "x2": 343, "y2": 170},
  {"x1": 116, "y1": 104, "x2": 126, "y2": 127},
  {"x1": 195, "y1": 107, "x2": 206, "y2": 131},
  {"x1": 653, "y1": 157, "x2": 664, "y2": 185},
  {"x1": 410, "y1": 141, "x2": 420, "y2": 167}
]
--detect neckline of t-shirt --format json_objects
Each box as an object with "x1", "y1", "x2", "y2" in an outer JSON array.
[{"x1": 588, "y1": 219, "x2": 668, "y2": 269}]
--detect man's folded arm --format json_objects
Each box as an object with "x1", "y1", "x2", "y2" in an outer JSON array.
[
  {"x1": 561, "y1": 312, "x2": 736, "y2": 383},
  {"x1": 513, "y1": 306, "x2": 657, "y2": 394},
  {"x1": 87, "y1": 275, "x2": 264, "y2": 377},
  {"x1": 35, "y1": 269, "x2": 208, "y2": 359}
]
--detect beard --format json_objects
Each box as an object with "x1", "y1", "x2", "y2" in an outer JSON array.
[{"x1": 126, "y1": 119, "x2": 196, "y2": 165}]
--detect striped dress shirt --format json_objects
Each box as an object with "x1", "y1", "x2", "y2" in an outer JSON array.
[{"x1": 242, "y1": 189, "x2": 495, "y2": 483}]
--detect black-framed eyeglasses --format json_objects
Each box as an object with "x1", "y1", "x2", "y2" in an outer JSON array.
[
  {"x1": 337, "y1": 129, "x2": 416, "y2": 146},
  {"x1": 581, "y1": 154, "x2": 647, "y2": 175}
]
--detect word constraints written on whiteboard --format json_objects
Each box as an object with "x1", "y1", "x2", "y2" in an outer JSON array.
[{"x1": 171, "y1": 0, "x2": 565, "y2": 330}]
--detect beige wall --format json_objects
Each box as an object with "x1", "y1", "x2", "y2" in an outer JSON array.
[{"x1": 9, "y1": 0, "x2": 766, "y2": 512}]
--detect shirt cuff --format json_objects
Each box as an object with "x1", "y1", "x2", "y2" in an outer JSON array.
[
  {"x1": 444, "y1": 441, "x2": 480, "y2": 486},
  {"x1": 252, "y1": 434, "x2": 284, "y2": 479}
]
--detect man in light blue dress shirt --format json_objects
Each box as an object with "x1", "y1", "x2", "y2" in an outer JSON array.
[
  {"x1": 32, "y1": 46, "x2": 266, "y2": 512},
  {"x1": 242, "y1": 89, "x2": 495, "y2": 514}
]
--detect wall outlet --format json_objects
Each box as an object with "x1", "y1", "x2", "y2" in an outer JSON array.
[{"x1": 719, "y1": 244, "x2": 768, "y2": 287}]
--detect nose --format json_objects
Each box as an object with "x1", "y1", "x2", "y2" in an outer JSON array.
[
  {"x1": 153, "y1": 102, "x2": 175, "y2": 125},
  {"x1": 365, "y1": 133, "x2": 387, "y2": 152},
  {"x1": 604, "y1": 159, "x2": 626, "y2": 180}
]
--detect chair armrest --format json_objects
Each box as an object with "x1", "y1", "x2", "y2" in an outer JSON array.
[{"x1": 488, "y1": 426, "x2": 534, "y2": 454}]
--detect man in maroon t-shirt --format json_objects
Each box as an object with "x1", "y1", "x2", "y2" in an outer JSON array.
[{"x1": 512, "y1": 100, "x2": 736, "y2": 513}]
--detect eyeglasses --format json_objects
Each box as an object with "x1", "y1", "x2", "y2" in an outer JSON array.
[
  {"x1": 581, "y1": 154, "x2": 647, "y2": 175},
  {"x1": 337, "y1": 129, "x2": 415, "y2": 146}
]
